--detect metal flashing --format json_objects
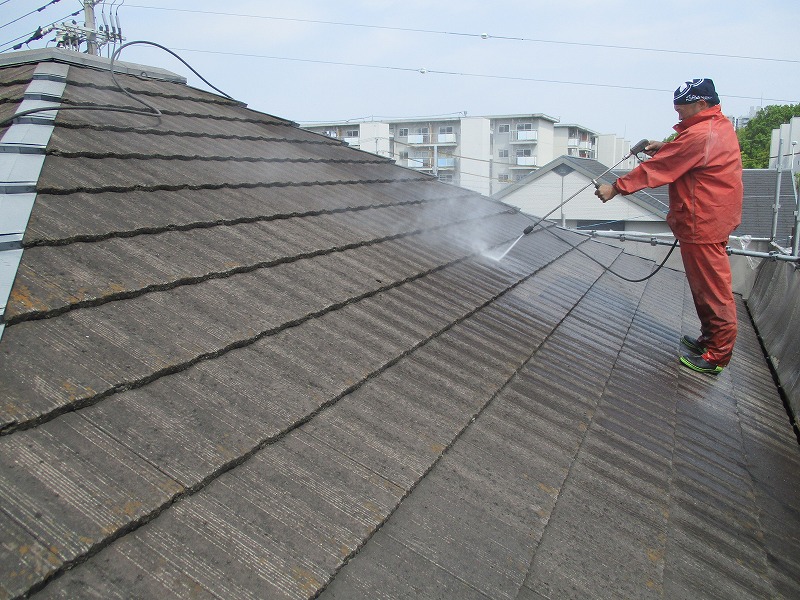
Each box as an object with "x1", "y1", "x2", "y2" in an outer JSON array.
[
  {"x1": 23, "y1": 79, "x2": 67, "y2": 101},
  {"x1": 0, "y1": 123, "x2": 54, "y2": 152},
  {"x1": 0, "y1": 62, "x2": 63, "y2": 338},
  {"x1": 32, "y1": 61, "x2": 69, "y2": 81},
  {"x1": 14, "y1": 98, "x2": 60, "y2": 122}
]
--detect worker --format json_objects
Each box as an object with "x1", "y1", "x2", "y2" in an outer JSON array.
[{"x1": 595, "y1": 78, "x2": 743, "y2": 375}]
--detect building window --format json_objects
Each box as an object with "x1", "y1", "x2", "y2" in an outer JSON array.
[
  {"x1": 498, "y1": 149, "x2": 509, "y2": 158},
  {"x1": 498, "y1": 174, "x2": 510, "y2": 182},
  {"x1": 345, "y1": 129, "x2": 358, "y2": 138},
  {"x1": 438, "y1": 174, "x2": 453, "y2": 183},
  {"x1": 439, "y1": 126, "x2": 454, "y2": 134},
  {"x1": 399, "y1": 151, "x2": 409, "y2": 159},
  {"x1": 516, "y1": 148, "x2": 532, "y2": 157},
  {"x1": 399, "y1": 128, "x2": 409, "y2": 137},
  {"x1": 323, "y1": 130, "x2": 337, "y2": 138},
  {"x1": 498, "y1": 124, "x2": 510, "y2": 133},
  {"x1": 417, "y1": 127, "x2": 429, "y2": 135},
  {"x1": 517, "y1": 123, "x2": 533, "y2": 131}
]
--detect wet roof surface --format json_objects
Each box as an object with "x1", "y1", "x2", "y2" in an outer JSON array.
[{"x1": 1, "y1": 54, "x2": 799, "y2": 600}]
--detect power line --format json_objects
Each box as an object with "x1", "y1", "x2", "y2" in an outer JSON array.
[
  {"x1": 0, "y1": 0, "x2": 63, "y2": 31},
  {"x1": 0, "y1": 9, "x2": 82, "y2": 52},
  {"x1": 124, "y1": 5, "x2": 799, "y2": 65},
  {"x1": 168, "y1": 47, "x2": 799, "y2": 105}
]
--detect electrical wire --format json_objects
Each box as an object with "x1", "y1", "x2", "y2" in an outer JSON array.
[
  {"x1": 0, "y1": 0, "x2": 63, "y2": 31},
  {"x1": 122, "y1": 5, "x2": 799, "y2": 65},
  {"x1": 0, "y1": 9, "x2": 82, "y2": 52},
  {"x1": 166, "y1": 48, "x2": 800, "y2": 104}
]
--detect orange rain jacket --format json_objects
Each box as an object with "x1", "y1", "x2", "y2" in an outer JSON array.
[{"x1": 614, "y1": 104, "x2": 743, "y2": 243}]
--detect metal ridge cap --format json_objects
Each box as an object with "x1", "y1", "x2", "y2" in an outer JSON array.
[{"x1": 0, "y1": 48, "x2": 186, "y2": 84}]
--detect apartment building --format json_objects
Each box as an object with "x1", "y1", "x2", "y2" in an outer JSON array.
[{"x1": 302, "y1": 114, "x2": 609, "y2": 196}]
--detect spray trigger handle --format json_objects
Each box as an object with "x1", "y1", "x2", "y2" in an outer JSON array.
[{"x1": 629, "y1": 139, "x2": 649, "y2": 156}]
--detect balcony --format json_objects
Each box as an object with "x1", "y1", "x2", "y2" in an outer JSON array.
[
  {"x1": 407, "y1": 134, "x2": 430, "y2": 144},
  {"x1": 510, "y1": 130, "x2": 538, "y2": 143},
  {"x1": 436, "y1": 133, "x2": 457, "y2": 144},
  {"x1": 344, "y1": 137, "x2": 359, "y2": 146},
  {"x1": 437, "y1": 157, "x2": 455, "y2": 169},
  {"x1": 515, "y1": 156, "x2": 537, "y2": 167},
  {"x1": 405, "y1": 157, "x2": 432, "y2": 169}
]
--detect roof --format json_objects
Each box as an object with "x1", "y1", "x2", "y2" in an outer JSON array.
[{"x1": 2, "y1": 49, "x2": 800, "y2": 600}]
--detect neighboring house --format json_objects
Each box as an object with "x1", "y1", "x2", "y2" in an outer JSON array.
[
  {"x1": 1, "y1": 48, "x2": 800, "y2": 600},
  {"x1": 492, "y1": 156, "x2": 670, "y2": 234}
]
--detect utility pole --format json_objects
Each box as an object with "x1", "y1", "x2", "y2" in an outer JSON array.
[
  {"x1": 48, "y1": 0, "x2": 122, "y2": 55},
  {"x1": 84, "y1": 0, "x2": 99, "y2": 56}
]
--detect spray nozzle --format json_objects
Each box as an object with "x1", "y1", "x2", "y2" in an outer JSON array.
[{"x1": 523, "y1": 225, "x2": 534, "y2": 235}]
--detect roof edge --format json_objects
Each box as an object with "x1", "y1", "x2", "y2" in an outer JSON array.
[{"x1": 0, "y1": 48, "x2": 186, "y2": 84}]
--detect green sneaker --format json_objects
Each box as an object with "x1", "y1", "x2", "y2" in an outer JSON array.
[
  {"x1": 680, "y1": 353, "x2": 723, "y2": 375},
  {"x1": 680, "y1": 335, "x2": 706, "y2": 355}
]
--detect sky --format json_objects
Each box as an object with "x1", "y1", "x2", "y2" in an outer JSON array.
[{"x1": 2, "y1": 1, "x2": 799, "y2": 145}]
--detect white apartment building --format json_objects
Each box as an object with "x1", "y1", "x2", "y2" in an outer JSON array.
[{"x1": 302, "y1": 114, "x2": 622, "y2": 196}]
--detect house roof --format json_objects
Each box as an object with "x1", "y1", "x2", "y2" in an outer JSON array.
[{"x1": 2, "y1": 49, "x2": 800, "y2": 600}]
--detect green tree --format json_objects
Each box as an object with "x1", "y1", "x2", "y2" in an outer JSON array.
[{"x1": 737, "y1": 103, "x2": 800, "y2": 168}]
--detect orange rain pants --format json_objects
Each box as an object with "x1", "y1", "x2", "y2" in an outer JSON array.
[{"x1": 680, "y1": 241, "x2": 737, "y2": 365}]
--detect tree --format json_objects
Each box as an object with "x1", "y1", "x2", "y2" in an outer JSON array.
[{"x1": 737, "y1": 103, "x2": 800, "y2": 168}]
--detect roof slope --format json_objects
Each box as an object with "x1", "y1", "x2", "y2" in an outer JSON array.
[{"x1": 1, "y1": 52, "x2": 799, "y2": 600}]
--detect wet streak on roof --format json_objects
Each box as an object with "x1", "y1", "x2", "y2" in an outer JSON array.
[{"x1": 0, "y1": 52, "x2": 799, "y2": 600}]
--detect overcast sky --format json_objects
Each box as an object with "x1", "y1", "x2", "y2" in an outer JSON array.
[{"x1": 2, "y1": 1, "x2": 799, "y2": 144}]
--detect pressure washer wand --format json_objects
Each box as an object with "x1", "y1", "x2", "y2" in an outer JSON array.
[{"x1": 522, "y1": 138, "x2": 650, "y2": 236}]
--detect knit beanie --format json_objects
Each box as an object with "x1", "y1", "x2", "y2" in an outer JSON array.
[{"x1": 673, "y1": 78, "x2": 720, "y2": 105}]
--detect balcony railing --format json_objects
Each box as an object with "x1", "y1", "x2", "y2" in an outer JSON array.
[
  {"x1": 344, "y1": 137, "x2": 359, "y2": 146},
  {"x1": 437, "y1": 157, "x2": 455, "y2": 168},
  {"x1": 405, "y1": 157, "x2": 432, "y2": 168},
  {"x1": 510, "y1": 130, "x2": 538, "y2": 142},
  {"x1": 407, "y1": 134, "x2": 430, "y2": 144},
  {"x1": 437, "y1": 133, "x2": 457, "y2": 144},
  {"x1": 516, "y1": 156, "x2": 537, "y2": 166}
]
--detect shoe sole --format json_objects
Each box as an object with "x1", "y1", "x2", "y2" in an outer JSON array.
[
  {"x1": 680, "y1": 355, "x2": 723, "y2": 375},
  {"x1": 680, "y1": 336, "x2": 706, "y2": 355}
]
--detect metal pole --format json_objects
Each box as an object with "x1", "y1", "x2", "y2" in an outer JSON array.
[
  {"x1": 586, "y1": 231, "x2": 800, "y2": 263},
  {"x1": 772, "y1": 137, "x2": 783, "y2": 243},
  {"x1": 792, "y1": 140, "x2": 799, "y2": 257}
]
